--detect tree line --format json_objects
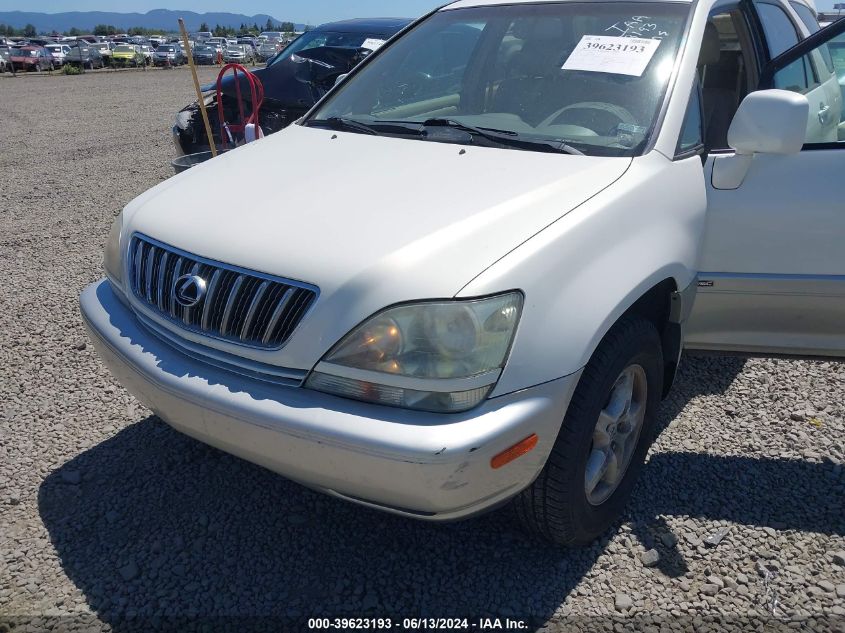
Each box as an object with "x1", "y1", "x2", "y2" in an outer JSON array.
[
  {"x1": 1, "y1": 17, "x2": 305, "y2": 38},
  {"x1": 0, "y1": 23, "x2": 37, "y2": 37}
]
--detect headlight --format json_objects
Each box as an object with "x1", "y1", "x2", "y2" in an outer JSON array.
[
  {"x1": 305, "y1": 292, "x2": 523, "y2": 413},
  {"x1": 103, "y1": 213, "x2": 123, "y2": 287}
]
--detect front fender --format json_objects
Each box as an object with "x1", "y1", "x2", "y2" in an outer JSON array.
[{"x1": 459, "y1": 152, "x2": 707, "y2": 397}]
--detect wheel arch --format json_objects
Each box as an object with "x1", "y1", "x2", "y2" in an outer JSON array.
[
  {"x1": 569, "y1": 274, "x2": 686, "y2": 400},
  {"x1": 616, "y1": 277, "x2": 684, "y2": 397}
]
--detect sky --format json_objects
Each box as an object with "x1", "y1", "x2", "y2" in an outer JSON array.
[
  {"x1": 0, "y1": 0, "x2": 447, "y2": 24},
  {"x1": 0, "y1": 0, "x2": 839, "y2": 20}
]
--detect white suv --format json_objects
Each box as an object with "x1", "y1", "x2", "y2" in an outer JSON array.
[
  {"x1": 45, "y1": 44, "x2": 71, "y2": 67},
  {"x1": 81, "y1": 0, "x2": 845, "y2": 545}
]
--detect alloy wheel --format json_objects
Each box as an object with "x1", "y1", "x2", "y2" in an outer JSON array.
[{"x1": 584, "y1": 364, "x2": 648, "y2": 506}]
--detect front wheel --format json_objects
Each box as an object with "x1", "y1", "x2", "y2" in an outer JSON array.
[{"x1": 513, "y1": 316, "x2": 663, "y2": 546}]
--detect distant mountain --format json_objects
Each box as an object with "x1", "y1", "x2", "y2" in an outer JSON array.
[{"x1": 0, "y1": 9, "x2": 305, "y2": 34}]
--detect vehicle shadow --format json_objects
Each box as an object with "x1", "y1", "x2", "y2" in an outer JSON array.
[
  {"x1": 38, "y1": 355, "x2": 842, "y2": 629},
  {"x1": 38, "y1": 415, "x2": 603, "y2": 629}
]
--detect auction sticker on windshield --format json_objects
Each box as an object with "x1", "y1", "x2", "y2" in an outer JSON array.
[
  {"x1": 360, "y1": 38, "x2": 386, "y2": 51},
  {"x1": 562, "y1": 35, "x2": 661, "y2": 76}
]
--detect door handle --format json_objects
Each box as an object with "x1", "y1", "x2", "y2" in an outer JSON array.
[{"x1": 818, "y1": 103, "x2": 831, "y2": 126}]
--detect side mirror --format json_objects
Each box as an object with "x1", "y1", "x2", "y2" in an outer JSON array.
[
  {"x1": 728, "y1": 89, "x2": 809, "y2": 155},
  {"x1": 713, "y1": 90, "x2": 809, "y2": 190},
  {"x1": 335, "y1": 73, "x2": 348, "y2": 86}
]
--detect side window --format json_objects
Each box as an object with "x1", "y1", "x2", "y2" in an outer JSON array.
[
  {"x1": 676, "y1": 84, "x2": 704, "y2": 155},
  {"x1": 769, "y1": 27, "x2": 845, "y2": 145},
  {"x1": 755, "y1": 2, "x2": 800, "y2": 56},
  {"x1": 788, "y1": 1, "x2": 836, "y2": 73},
  {"x1": 756, "y1": 2, "x2": 817, "y2": 93}
]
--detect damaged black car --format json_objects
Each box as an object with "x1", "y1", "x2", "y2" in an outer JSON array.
[{"x1": 172, "y1": 18, "x2": 411, "y2": 156}]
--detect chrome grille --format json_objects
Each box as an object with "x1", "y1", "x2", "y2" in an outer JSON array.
[{"x1": 128, "y1": 235, "x2": 318, "y2": 349}]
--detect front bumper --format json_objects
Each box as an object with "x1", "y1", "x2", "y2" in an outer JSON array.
[{"x1": 81, "y1": 279, "x2": 580, "y2": 520}]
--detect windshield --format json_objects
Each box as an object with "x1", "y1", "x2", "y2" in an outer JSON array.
[
  {"x1": 114, "y1": 46, "x2": 134, "y2": 53},
  {"x1": 195, "y1": 46, "x2": 213, "y2": 53},
  {"x1": 158, "y1": 45, "x2": 175, "y2": 52},
  {"x1": 269, "y1": 30, "x2": 387, "y2": 66},
  {"x1": 308, "y1": 3, "x2": 690, "y2": 156}
]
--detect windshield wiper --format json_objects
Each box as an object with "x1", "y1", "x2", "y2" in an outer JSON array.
[
  {"x1": 420, "y1": 118, "x2": 584, "y2": 156},
  {"x1": 307, "y1": 117, "x2": 379, "y2": 135}
]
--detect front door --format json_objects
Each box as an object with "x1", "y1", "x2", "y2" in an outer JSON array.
[{"x1": 686, "y1": 3, "x2": 845, "y2": 358}]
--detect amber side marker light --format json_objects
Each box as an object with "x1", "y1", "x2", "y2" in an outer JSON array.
[{"x1": 491, "y1": 434, "x2": 539, "y2": 469}]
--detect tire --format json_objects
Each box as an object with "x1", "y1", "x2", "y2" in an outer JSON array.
[{"x1": 513, "y1": 316, "x2": 664, "y2": 546}]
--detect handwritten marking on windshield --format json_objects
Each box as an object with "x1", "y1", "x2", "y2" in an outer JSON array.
[{"x1": 605, "y1": 16, "x2": 670, "y2": 40}]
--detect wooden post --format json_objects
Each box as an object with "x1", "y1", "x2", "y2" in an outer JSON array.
[{"x1": 178, "y1": 18, "x2": 217, "y2": 157}]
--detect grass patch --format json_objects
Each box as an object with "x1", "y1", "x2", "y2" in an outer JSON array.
[{"x1": 60, "y1": 64, "x2": 82, "y2": 75}]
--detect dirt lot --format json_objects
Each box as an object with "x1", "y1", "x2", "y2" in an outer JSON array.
[{"x1": 1, "y1": 68, "x2": 844, "y2": 631}]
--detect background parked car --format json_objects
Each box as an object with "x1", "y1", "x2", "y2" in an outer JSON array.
[
  {"x1": 28, "y1": 37, "x2": 57, "y2": 47},
  {"x1": 207, "y1": 40, "x2": 225, "y2": 62},
  {"x1": 90, "y1": 41, "x2": 113, "y2": 66},
  {"x1": 65, "y1": 43, "x2": 105, "y2": 69},
  {"x1": 10, "y1": 46, "x2": 54, "y2": 72},
  {"x1": 45, "y1": 43, "x2": 70, "y2": 68},
  {"x1": 237, "y1": 38, "x2": 258, "y2": 58},
  {"x1": 0, "y1": 49, "x2": 10, "y2": 73},
  {"x1": 256, "y1": 39, "x2": 281, "y2": 62},
  {"x1": 139, "y1": 45, "x2": 155, "y2": 66},
  {"x1": 192, "y1": 44, "x2": 216, "y2": 65},
  {"x1": 111, "y1": 44, "x2": 145, "y2": 68},
  {"x1": 154, "y1": 44, "x2": 185, "y2": 66},
  {"x1": 173, "y1": 18, "x2": 411, "y2": 155},
  {"x1": 223, "y1": 44, "x2": 254, "y2": 65}
]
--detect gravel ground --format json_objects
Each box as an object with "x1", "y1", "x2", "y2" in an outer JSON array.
[{"x1": 1, "y1": 69, "x2": 844, "y2": 632}]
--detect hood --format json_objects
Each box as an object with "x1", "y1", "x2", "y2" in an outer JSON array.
[{"x1": 124, "y1": 124, "x2": 630, "y2": 368}]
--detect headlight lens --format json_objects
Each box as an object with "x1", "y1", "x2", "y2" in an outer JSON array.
[
  {"x1": 305, "y1": 292, "x2": 523, "y2": 413},
  {"x1": 103, "y1": 213, "x2": 123, "y2": 286}
]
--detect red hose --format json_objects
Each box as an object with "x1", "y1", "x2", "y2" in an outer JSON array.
[{"x1": 215, "y1": 63, "x2": 265, "y2": 150}]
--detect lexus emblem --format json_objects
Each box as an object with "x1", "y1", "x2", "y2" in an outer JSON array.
[{"x1": 174, "y1": 274, "x2": 207, "y2": 308}]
